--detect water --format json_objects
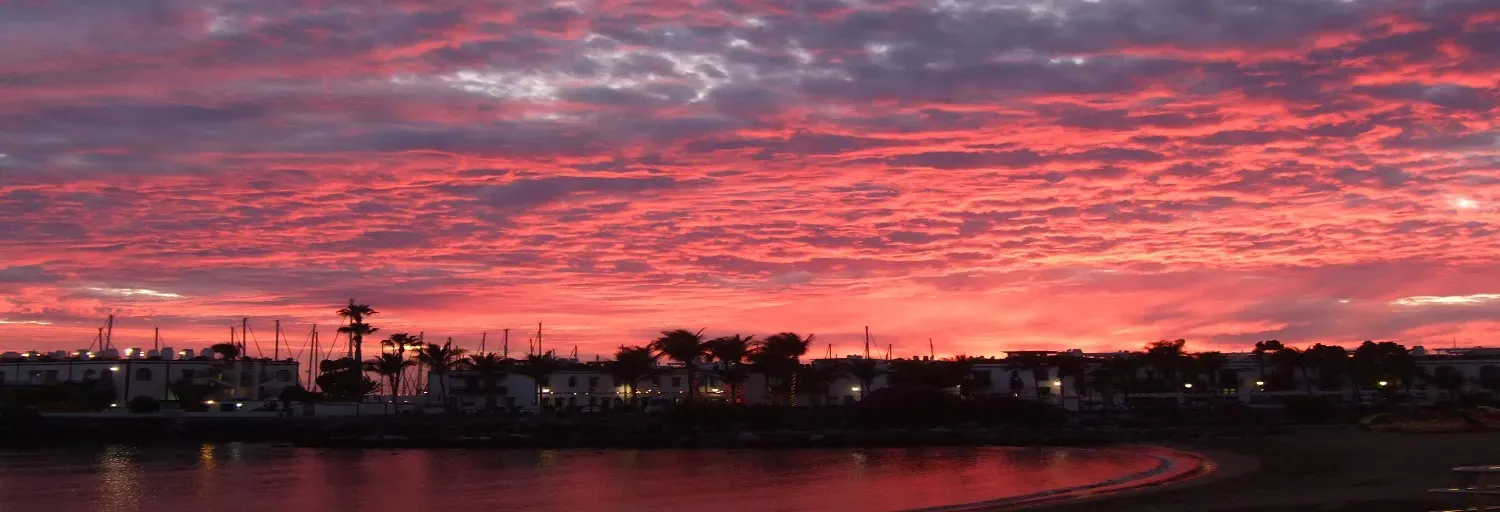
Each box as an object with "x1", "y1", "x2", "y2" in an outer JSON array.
[{"x1": 0, "y1": 444, "x2": 1175, "y2": 512}]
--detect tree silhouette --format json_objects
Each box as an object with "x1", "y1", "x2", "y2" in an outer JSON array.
[{"x1": 650, "y1": 329, "x2": 708, "y2": 403}]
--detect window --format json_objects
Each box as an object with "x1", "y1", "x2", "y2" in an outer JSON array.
[
  {"x1": 568, "y1": 376, "x2": 577, "y2": 387},
  {"x1": 587, "y1": 376, "x2": 599, "y2": 387},
  {"x1": 671, "y1": 377, "x2": 682, "y2": 388},
  {"x1": 134, "y1": 368, "x2": 152, "y2": 381},
  {"x1": 275, "y1": 370, "x2": 291, "y2": 381}
]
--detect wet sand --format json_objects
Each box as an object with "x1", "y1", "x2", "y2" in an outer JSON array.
[{"x1": 1024, "y1": 427, "x2": 1500, "y2": 512}]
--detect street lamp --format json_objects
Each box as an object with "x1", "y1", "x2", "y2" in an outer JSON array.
[
  {"x1": 1377, "y1": 381, "x2": 1388, "y2": 388},
  {"x1": 1255, "y1": 380, "x2": 1264, "y2": 387},
  {"x1": 1183, "y1": 383, "x2": 1193, "y2": 389}
]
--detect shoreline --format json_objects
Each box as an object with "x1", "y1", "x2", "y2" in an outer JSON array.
[
  {"x1": 1014, "y1": 428, "x2": 1500, "y2": 512},
  {"x1": 916, "y1": 445, "x2": 1217, "y2": 512}
]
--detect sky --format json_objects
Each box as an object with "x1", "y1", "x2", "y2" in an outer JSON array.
[{"x1": 2, "y1": 0, "x2": 1500, "y2": 359}]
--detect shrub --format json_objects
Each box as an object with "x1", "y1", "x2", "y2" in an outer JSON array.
[{"x1": 128, "y1": 396, "x2": 160, "y2": 413}]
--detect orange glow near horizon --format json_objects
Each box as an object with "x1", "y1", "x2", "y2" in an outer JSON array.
[{"x1": 3, "y1": 1, "x2": 1500, "y2": 359}]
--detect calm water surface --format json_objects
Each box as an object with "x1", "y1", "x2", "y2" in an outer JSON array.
[{"x1": 0, "y1": 444, "x2": 1165, "y2": 512}]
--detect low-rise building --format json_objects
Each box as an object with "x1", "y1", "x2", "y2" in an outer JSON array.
[{"x1": 0, "y1": 347, "x2": 300, "y2": 404}]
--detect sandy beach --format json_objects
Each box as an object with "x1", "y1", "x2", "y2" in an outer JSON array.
[{"x1": 1021, "y1": 428, "x2": 1500, "y2": 512}]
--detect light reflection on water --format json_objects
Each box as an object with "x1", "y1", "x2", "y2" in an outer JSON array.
[{"x1": 0, "y1": 444, "x2": 1162, "y2": 512}]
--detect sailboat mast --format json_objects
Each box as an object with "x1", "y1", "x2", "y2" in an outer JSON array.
[
  {"x1": 153, "y1": 327, "x2": 160, "y2": 352},
  {"x1": 307, "y1": 326, "x2": 317, "y2": 389},
  {"x1": 241, "y1": 317, "x2": 250, "y2": 358},
  {"x1": 273, "y1": 320, "x2": 281, "y2": 360},
  {"x1": 480, "y1": 332, "x2": 487, "y2": 354},
  {"x1": 537, "y1": 322, "x2": 543, "y2": 356},
  {"x1": 104, "y1": 314, "x2": 114, "y2": 351},
  {"x1": 503, "y1": 329, "x2": 509, "y2": 359},
  {"x1": 928, "y1": 338, "x2": 935, "y2": 360},
  {"x1": 864, "y1": 326, "x2": 871, "y2": 359}
]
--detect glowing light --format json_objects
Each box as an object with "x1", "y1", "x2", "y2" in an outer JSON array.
[
  {"x1": 1456, "y1": 197, "x2": 1480, "y2": 209},
  {"x1": 109, "y1": 366, "x2": 120, "y2": 372},
  {"x1": 1392, "y1": 294, "x2": 1500, "y2": 306},
  {"x1": 541, "y1": 387, "x2": 552, "y2": 394},
  {"x1": 110, "y1": 403, "x2": 118, "y2": 408},
  {"x1": 851, "y1": 387, "x2": 861, "y2": 392},
  {"x1": 1255, "y1": 380, "x2": 1265, "y2": 386},
  {"x1": 0, "y1": 319, "x2": 51, "y2": 325},
  {"x1": 1378, "y1": 381, "x2": 1388, "y2": 387},
  {"x1": 205, "y1": 400, "x2": 216, "y2": 405},
  {"x1": 84, "y1": 287, "x2": 183, "y2": 299},
  {"x1": 1183, "y1": 383, "x2": 1193, "y2": 389}
]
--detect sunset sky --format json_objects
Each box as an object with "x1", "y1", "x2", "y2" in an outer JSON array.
[{"x1": 2, "y1": 0, "x2": 1499, "y2": 359}]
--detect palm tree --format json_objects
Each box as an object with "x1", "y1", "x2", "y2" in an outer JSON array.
[
  {"x1": 382, "y1": 333, "x2": 421, "y2": 395},
  {"x1": 1194, "y1": 351, "x2": 1229, "y2": 393},
  {"x1": 1305, "y1": 344, "x2": 1348, "y2": 392},
  {"x1": 707, "y1": 334, "x2": 754, "y2": 404},
  {"x1": 650, "y1": 328, "x2": 708, "y2": 403},
  {"x1": 1269, "y1": 345, "x2": 1307, "y2": 393},
  {"x1": 464, "y1": 352, "x2": 509, "y2": 412},
  {"x1": 795, "y1": 363, "x2": 843, "y2": 406},
  {"x1": 1048, "y1": 353, "x2": 1085, "y2": 406},
  {"x1": 610, "y1": 346, "x2": 658, "y2": 407},
  {"x1": 336, "y1": 300, "x2": 378, "y2": 395},
  {"x1": 415, "y1": 339, "x2": 466, "y2": 407},
  {"x1": 208, "y1": 342, "x2": 241, "y2": 397},
  {"x1": 518, "y1": 352, "x2": 563, "y2": 410},
  {"x1": 751, "y1": 332, "x2": 813, "y2": 405},
  {"x1": 1253, "y1": 340, "x2": 1286, "y2": 382},
  {"x1": 847, "y1": 358, "x2": 883, "y2": 400},
  {"x1": 1003, "y1": 352, "x2": 1048, "y2": 398},
  {"x1": 364, "y1": 353, "x2": 414, "y2": 414},
  {"x1": 1144, "y1": 339, "x2": 1189, "y2": 391}
]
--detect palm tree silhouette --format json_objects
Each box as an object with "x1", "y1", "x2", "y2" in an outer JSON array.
[
  {"x1": 610, "y1": 346, "x2": 657, "y2": 407},
  {"x1": 518, "y1": 352, "x2": 562, "y2": 411},
  {"x1": 847, "y1": 358, "x2": 883, "y2": 401},
  {"x1": 364, "y1": 353, "x2": 413, "y2": 414},
  {"x1": 464, "y1": 352, "x2": 509, "y2": 412},
  {"x1": 416, "y1": 339, "x2": 466, "y2": 408},
  {"x1": 707, "y1": 334, "x2": 754, "y2": 404},
  {"x1": 336, "y1": 300, "x2": 378, "y2": 397},
  {"x1": 795, "y1": 363, "x2": 842, "y2": 406},
  {"x1": 750, "y1": 332, "x2": 812, "y2": 405},
  {"x1": 650, "y1": 329, "x2": 708, "y2": 403}
]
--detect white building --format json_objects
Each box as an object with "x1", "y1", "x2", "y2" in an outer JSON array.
[{"x1": 0, "y1": 347, "x2": 300, "y2": 403}]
